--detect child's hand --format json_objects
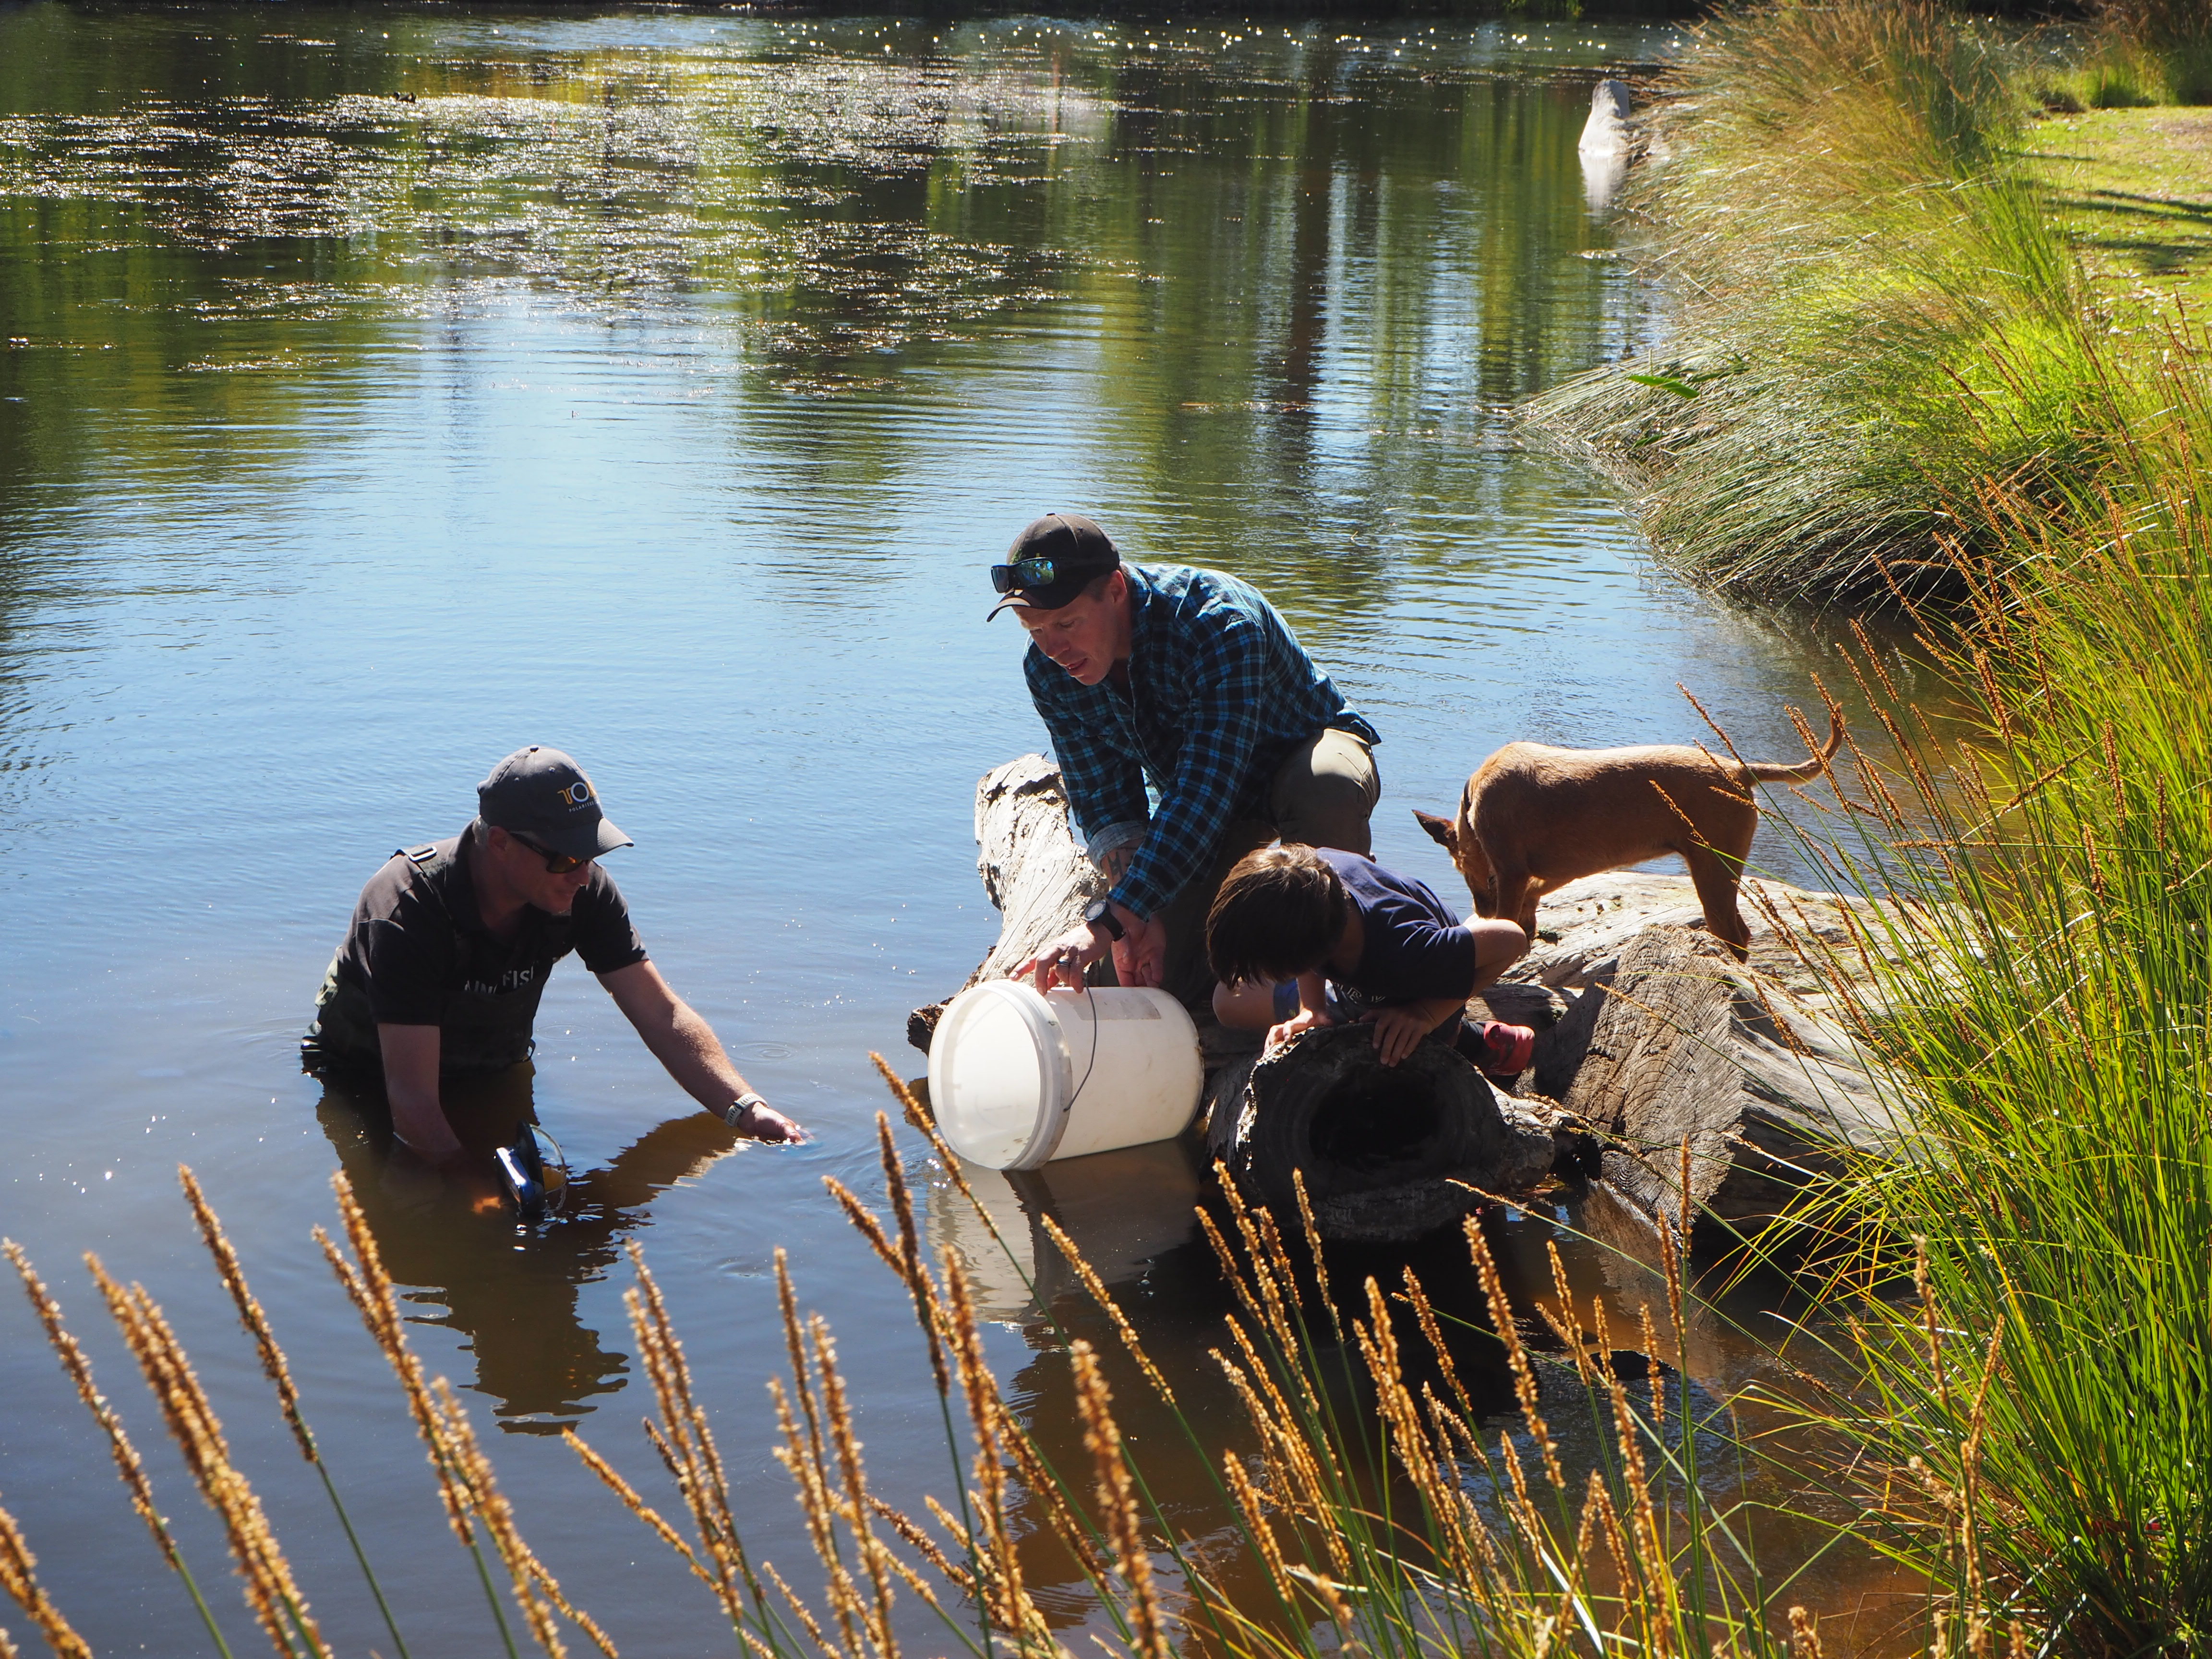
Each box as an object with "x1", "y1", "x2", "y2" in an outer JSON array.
[
  {"x1": 1361, "y1": 1006, "x2": 1432, "y2": 1067},
  {"x1": 1265, "y1": 1007, "x2": 1335, "y2": 1053}
]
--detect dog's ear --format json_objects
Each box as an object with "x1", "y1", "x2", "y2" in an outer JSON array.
[{"x1": 1412, "y1": 809, "x2": 1458, "y2": 852}]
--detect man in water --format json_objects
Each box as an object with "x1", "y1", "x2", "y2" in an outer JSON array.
[
  {"x1": 305, "y1": 745, "x2": 802, "y2": 1167},
  {"x1": 994, "y1": 512, "x2": 1380, "y2": 1006}
]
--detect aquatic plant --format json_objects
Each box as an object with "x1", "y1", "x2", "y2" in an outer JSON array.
[{"x1": 1737, "y1": 319, "x2": 2212, "y2": 1653}]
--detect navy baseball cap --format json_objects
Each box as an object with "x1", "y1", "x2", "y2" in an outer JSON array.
[{"x1": 476, "y1": 747, "x2": 633, "y2": 861}]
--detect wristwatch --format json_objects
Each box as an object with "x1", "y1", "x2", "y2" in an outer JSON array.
[
  {"x1": 1083, "y1": 898, "x2": 1125, "y2": 941},
  {"x1": 722, "y1": 1092, "x2": 769, "y2": 1130}
]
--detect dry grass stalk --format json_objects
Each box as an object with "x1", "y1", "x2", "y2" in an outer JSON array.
[
  {"x1": 1068, "y1": 1342, "x2": 1170, "y2": 1659},
  {"x1": 430, "y1": 1379, "x2": 597, "y2": 1659},
  {"x1": 315, "y1": 1178, "x2": 473, "y2": 1545},
  {"x1": 625, "y1": 1241, "x2": 763, "y2": 1626},
  {"x1": 985, "y1": 1392, "x2": 1111, "y2": 1581},
  {"x1": 1288, "y1": 1171, "x2": 1341, "y2": 1340},
  {"x1": 87, "y1": 1255, "x2": 328, "y2": 1658},
  {"x1": 809, "y1": 1309, "x2": 900, "y2": 1655},
  {"x1": 1218, "y1": 1452, "x2": 1295, "y2": 1611},
  {"x1": 865, "y1": 1495, "x2": 976, "y2": 1604},
  {"x1": 4, "y1": 1240, "x2": 175, "y2": 1568},
  {"x1": 180, "y1": 1166, "x2": 309, "y2": 1460},
  {"x1": 563, "y1": 1431, "x2": 711, "y2": 1588},
  {"x1": 870, "y1": 1134, "x2": 953, "y2": 1403},
  {"x1": 0, "y1": 1498, "x2": 92, "y2": 1659},
  {"x1": 936, "y1": 1251, "x2": 1047, "y2": 1645},
  {"x1": 1400, "y1": 1268, "x2": 1474, "y2": 1419},
  {"x1": 0, "y1": 1619, "x2": 18, "y2": 1659},
  {"x1": 1464, "y1": 1218, "x2": 1563, "y2": 1487},
  {"x1": 1038, "y1": 1216, "x2": 1176, "y2": 1409}
]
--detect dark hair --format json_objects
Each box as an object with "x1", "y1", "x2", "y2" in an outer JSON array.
[{"x1": 1206, "y1": 844, "x2": 1348, "y2": 986}]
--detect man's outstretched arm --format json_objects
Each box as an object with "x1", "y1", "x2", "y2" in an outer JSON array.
[{"x1": 599, "y1": 961, "x2": 803, "y2": 1143}]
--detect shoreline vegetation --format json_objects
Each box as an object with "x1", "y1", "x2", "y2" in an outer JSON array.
[{"x1": 5, "y1": 4, "x2": 2211, "y2": 1657}]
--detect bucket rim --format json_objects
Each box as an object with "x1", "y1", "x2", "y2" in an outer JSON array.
[{"x1": 930, "y1": 979, "x2": 1074, "y2": 1170}]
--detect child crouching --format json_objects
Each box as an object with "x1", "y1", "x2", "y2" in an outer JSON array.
[{"x1": 1206, "y1": 843, "x2": 1533, "y2": 1074}]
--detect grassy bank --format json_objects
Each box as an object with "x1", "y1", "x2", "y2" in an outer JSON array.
[
  {"x1": 1526, "y1": 0, "x2": 2212, "y2": 1648},
  {"x1": 1523, "y1": 0, "x2": 2204, "y2": 603}
]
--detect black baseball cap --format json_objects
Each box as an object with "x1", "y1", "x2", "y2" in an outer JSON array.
[
  {"x1": 476, "y1": 747, "x2": 633, "y2": 861},
  {"x1": 986, "y1": 513, "x2": 1121, "y2": 620}
]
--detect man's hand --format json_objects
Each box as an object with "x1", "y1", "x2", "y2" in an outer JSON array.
[
  {"x1": 732, "y1": 1100, "x2": 804, "y2": 1144},
  {"x1": 1265, "y1": 1006, "x2": 1335, "y2": 1053},
  {"x1": 1016, "y1": 921, "x2": 1110, "y2": 992},
  {"x1": 1361, "y1": 1006, "x2": 1435, "y2": 1068},
  {"x1": 1014, "y1": 902, "x2": 1150, "y2": 991}
]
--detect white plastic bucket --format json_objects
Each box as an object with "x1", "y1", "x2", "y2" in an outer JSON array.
[{"x1": 926, "y1": 981, "x2": 1204, "y2": 1171}]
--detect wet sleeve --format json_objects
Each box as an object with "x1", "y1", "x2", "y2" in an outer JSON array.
[
  {"x1": 574, "y1": 869, "x2": 650, "y2": 974},
  {"x1": 361, "y1": 893, "x2": 457, "y2": 1027},
  {"x1": 1111, "y1": 616, "x2": 1266, "y2": 920},
  {"x1": 1027, "y1": 649, "x2": 1150, "y2": 843}
]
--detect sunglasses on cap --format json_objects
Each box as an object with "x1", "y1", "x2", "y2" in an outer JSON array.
[
  {"x1": 989, "y1": 556, "x2": 1060, "y2": 594},
  {"x1": 507, "y1": 830, "x2": 594, "y2": 875}
]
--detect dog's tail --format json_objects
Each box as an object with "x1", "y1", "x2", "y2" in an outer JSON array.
[{"x1": 1739, "y1": 706, "x2": 1845, "y2": 782}]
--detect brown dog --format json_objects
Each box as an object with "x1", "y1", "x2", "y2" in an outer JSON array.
[{"x1": 1413, "y1": 710, "x2": 1844, "y2": 959}]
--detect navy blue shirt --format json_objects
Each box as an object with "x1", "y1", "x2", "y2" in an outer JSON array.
[{"x1": 1319, "y1": 848, "x2": 1478, "y2": 1006}]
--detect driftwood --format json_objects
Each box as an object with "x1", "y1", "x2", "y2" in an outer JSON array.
[
  {"x1": 907, "y1": 754, "x2": 1105, "y2": 1052},
  {"x1": 1515, "y1": 874, "x2": 1909, "y2": 1231}
]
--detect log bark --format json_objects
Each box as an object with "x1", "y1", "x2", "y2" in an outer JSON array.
[
  {"x1": 1205, "y1": 1027, "x2": 1566, "y2": 1243},
  {"x1": 908, "y1": 754, "x2": 1106, "y2": 1052},
  {"x1": 1537, "y1": 924, "x2": 1904, "y2": 1230}
]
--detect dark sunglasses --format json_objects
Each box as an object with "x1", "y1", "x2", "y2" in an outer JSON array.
[
  {"x1": 989, "y1": 556, "x2": 1058, "y2": 593},
  {"x1": 508, "y1": 830, "x2": 594, "y2": 875}
]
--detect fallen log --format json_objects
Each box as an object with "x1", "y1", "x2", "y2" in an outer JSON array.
[
  {"x1": 914, "y1": 757, "x2": 1578, "y2": 1242},
  {"x1": 1204, "y1": 1029, "x2": 1564, "y2": 1243},
  {"x1": 1520, "y1": 888, "x2": 1909, "y2": 1231},
  {"x1": 907, "y1": 754, "x2": 1106, "y2": 1053},
  {"x1": 911, "y1": 759, "x2": 1914, "y2": 1243}
]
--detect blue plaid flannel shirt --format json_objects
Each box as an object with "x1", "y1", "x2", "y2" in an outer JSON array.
[{"x1": 1024, "y1": 562, "x2": 1379, "y2": 919}]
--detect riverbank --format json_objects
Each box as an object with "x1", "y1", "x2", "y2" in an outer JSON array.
[
  {"x1": 1529, "y1": 2, "x2": 2212, "y2": 1650},
  {"x1": 1524, "y1": 1, "x2": 2209, "y2": 606}
]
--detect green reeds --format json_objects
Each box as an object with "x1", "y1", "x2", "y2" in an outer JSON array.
[
  {"x1": 1761, "y1": 322, "x2": 2212, "y2": 1652},
  {"x1": 1524, "y1": 0, "x2": 2138, "y2": 602}
]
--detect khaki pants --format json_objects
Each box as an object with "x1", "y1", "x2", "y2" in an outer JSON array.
[{"x1": 1154, "y1": 727, "x2": 1380, "y2": 1008}]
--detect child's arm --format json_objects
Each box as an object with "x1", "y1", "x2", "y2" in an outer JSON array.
[{"x1": 1265, "y1": 971, "x2": 1337, "y2": 1051}]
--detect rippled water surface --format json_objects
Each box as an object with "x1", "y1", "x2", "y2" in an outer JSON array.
[{"x1": 0, "y1": 6, "x2": 1934, "y2": 1652}]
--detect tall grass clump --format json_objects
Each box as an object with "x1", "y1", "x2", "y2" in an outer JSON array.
[
  {"x1": 1769, "y1": 322, "x2": 2212, "y2": 1653},
  {"x1": 1525, "y1": 0, "x2": 2144, "y2": 602},
  {"x1": 2058, "y1": 0, "x2": 2212, "y2": 107}
]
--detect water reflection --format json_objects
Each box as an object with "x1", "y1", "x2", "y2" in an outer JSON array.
[{"x1": 316, "y1": 1063, "x2": 742, "y2": 1431}]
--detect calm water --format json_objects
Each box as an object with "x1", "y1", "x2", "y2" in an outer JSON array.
[{"x1": 0, "y1": 6, "x2": 1936, "y2": 1652}]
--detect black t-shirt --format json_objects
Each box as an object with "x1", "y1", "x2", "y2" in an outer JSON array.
[
  {"x1": 308, "y1": 828, "x2": 649, "y2": 1075},
  {"x1": 1318, "y1": 848, "x2": 1479, "y2": 1006}
]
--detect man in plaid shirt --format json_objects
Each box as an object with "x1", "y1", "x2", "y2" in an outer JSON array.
[{"x1": 989, "y1": 512, "x2": 1381, "y2": 1006}]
